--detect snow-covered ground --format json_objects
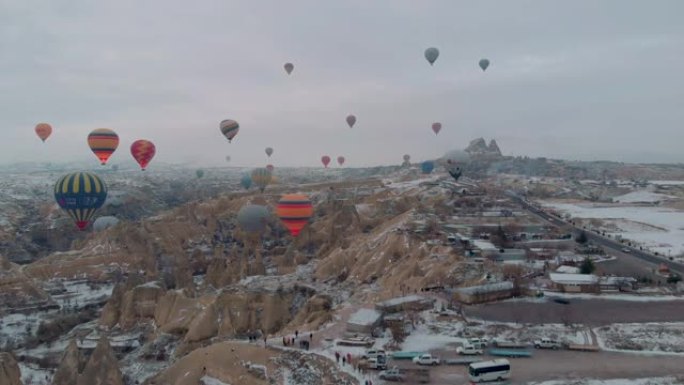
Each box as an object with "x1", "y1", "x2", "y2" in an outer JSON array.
[
  {"x1": 613, "y1": 190, "x2": 674, "y2": 203},
  {"x1": 18, "y1": 362, "x2": 52, "y2": 385},
  {"x1": 201, "y1": 375, "x2": 231, "y2": 385},
  {"x1": 527, "y1": 377, "x2": 684, "y2": 385},
  {"x1": 594, "y1": 323, "x2": 684, "y2": 354},
  {"x1": 541, "y1": 201, "x2": 684, "y2": 256}
]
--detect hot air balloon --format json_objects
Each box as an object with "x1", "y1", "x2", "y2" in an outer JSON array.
[
  {"x1": 421, "y1": 161, "x2": 434, "y2": 174},
  {"x1": 237, "y1": 204, "x2": 270, "y2": 234},
  {"x1": 321, "y1": 155, "x2": 331, "y2": 168},
  {"x1": 432, "y1": 122, "x2": 442, "y2": 135},
  {"x1": 403, "y1": 154, "x2": 411, "y2": 162},
  {"x1": 88, "y1": 128, "x2": 119, "y2": 165},
  {"x1": 35, "y1": 123, "x2": 52, "y2": 142},
  {"x1": 225, "y1": 155, "x2": 231, "y2": 163},
  {"x1": 266, "y1": 164, "x2": 274, "y2": 172},
  {"x1": 265, "y1": 147, "x2": 274, "y2": 157},
  {"x1": 276, "y1": 194, "x2": 313, "y2": 237},
  {"x1": 54, "y1": 172, "x2": 108, "y2": 230},
  {"x1": 284, "y1": 62, "x2": 294, "y2": 75},
  {"x1": 220, "y1": 119, "x2": 239, "y2": 142},
  {"x1": 93, "y1": 216, "x2": 120, "y2": 231},
  {"x1": 251, "y1": 168, "x2": 272, "y2": 193},
  {"x1": 346, "y1": 115, "x2": 356, "y2": 128},
  {"x1": 130, "y1": 139, "x2": 156, "y2": 171},
  {"x1": 196, "y1": 169, "x2": 204, "y2": 179},
  {"x1": 479, "y1": 58, "x2": 490, "y2": 71},
  {"x1": 424, "y1": 47, "x2": 439, "y2": 65},
  {"x1": 447, "y1": 166, "x2": 462, "y2": 181},
  {"x1": 337, "y1": 156, "x2": 345, "y2": 166},
  {"x1": 240, "y1": 174, "x2": 252, "y2": 190}
]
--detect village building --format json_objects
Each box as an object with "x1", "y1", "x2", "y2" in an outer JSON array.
[
  {"x1": 451, "y1": 281, "x2": 515, "y2": 304},
  {"x1": 375, "y1": 295, "x2": 435, "y2": 314},
  {"x1": 549, "y1": 273, "x2": 600, "y2": 293}
]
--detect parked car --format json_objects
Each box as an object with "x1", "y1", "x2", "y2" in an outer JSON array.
[
  {"x1": 534, "y1": 338, "x2": 562, "y2": 349},
  {"x1": 412, "y1": 353, "x2": 440, "y2": 366},
  {"x1": 467, "y1": 338, "x2": 489, "y2": 348},
  {"x1": 367, "y1": 354, "x2": 387, "y2": 370},
  {"x1": 552, "y1": 297, "x2": 570, "y2": 305},
  {"x1": 457, "y1": 344, "x2": 484, "y2": 355},
  {"x1": 362, "y1": 349, "x2": 386, "y2": 359},
  {"x1": 622, "y1": 247, "x2": 631, "y2": 253},
  {"x1": 379, "y1": 367, "x2": 405, "y2": 382}
]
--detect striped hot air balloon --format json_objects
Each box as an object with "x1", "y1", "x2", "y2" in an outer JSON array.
[
  {"x1": 87, "y1": 128, "x2": 119, "y2": 165},
  {"x1": 35, "y1": 123, "x2": 52, "y2": 142},
  {"x1": 130, "y1": 139, "x2": 156, "y2": 171},
  {"x1": 220, "y1": 119, "x2": 239, "y2": 142},
  {"x1": 54, "y1": 172, "x2": 108, "y2": 230},
  {"x1": 251, "y1": 167, "x2": 272, "y2": 193},
  {"x1": 276, "y1": 194, "x2": 313, "y2": 237}
]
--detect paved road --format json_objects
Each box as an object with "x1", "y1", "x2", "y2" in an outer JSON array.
[{"x1": 506, "y1": 191, "x2": 684, "y2": 276}]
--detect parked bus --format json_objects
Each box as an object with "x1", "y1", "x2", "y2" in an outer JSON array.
[{"x1": 468, "y1": 359, "x2": 511, "y2": 382}]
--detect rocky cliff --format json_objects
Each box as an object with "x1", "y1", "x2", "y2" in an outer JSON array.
[
  {"x1": 77, "y1": 336, "x2": 124, "y2": 385},
  {"x1": 52, "y1": 339, "x2": 83, "y2": 385},
  {"x1": 0, "y1": 353, "x2": 22, "y2": 385}
]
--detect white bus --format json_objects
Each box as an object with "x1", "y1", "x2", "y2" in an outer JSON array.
[{"x1": 468, "y1": 359, "x2": 511, "y2": 382}]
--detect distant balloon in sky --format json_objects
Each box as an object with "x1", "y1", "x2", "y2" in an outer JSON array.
[
  {"x1": 321, "y1": 155, "x2": 331, "y2": 168},
  {"x1": 421, "y1": 161, "x2": 434, "y2": 174},
  {"x1": 479, "y1": 58, "x2": 490, "y2": 71},
  {"x1": 130, "y1": 139, "x2": 156, "y2": 171},
  {"x1": 266, "y1": 164, "x2": 274, "y2": 172},
  {"x1": 54, "y1": 172, "x2": 107, "y2": 231},
  {"x1": 337, "y1": 156, "x2": 345, "y2": 166},
  {"x1": 240, "y1": 174, "x2": 252, "y2": 190},
  {"x1": 225, "y1": 155, "x2": 231, "y2": 163},
  {"x1": 35, "y1": 123, "x2": 52, "y2": 142},
  {"x1": 403, "y1": 154, "x2": 411, "y2": 162},
  {"x1": 196, "y1": 169, "x2": 204, "y2": 179},
  {"x1": 424, "y1": 47, "x2": 439, "y2": 65},
  {"x1": 346, "y1": 115, "x2": 356, "y2": 128},
  {"x1": 220, "y1": 119, "x2": 239, "y2": 142},
  {"x1": 265, "y1": 147, "x2": 274, "y2": 157},
  {"x1": 251, "y1": 168, "x2": 272, "y2": 193},
  {"x1": 432, "y1": 122, "x2": 442, "y2": 135},
  {"x1": 284, "y1": 62, "x2": 294, "y2": 75},
  {"x1": 88, "y1": 128, "x2": 119, "y2": 165},
  {"x1": 276, "y1": 194, "x2": 314, "y2": 237},
  {"x1": 237, "y1": 204, "x2": 270, "y2": 234}
]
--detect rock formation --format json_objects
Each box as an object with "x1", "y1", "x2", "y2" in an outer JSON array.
[
  {"x1": 77, "y1": 336, "x2": 124, "y2": 385},
  {"x1": 52, "y1": 339, "x2": 83, "y2": 385},
  {"x1": 100, "y1": 276, "x2": 163, "y2": 330},
  {"x1": 488, "y1": 139, "x2": 502, "y2": 156},
  {"x1": 0, "y1": 353, "x2": 22, "y2": 385},
  {"x1": 465, "y1": 137, "x2": 503, "y2": 158}
]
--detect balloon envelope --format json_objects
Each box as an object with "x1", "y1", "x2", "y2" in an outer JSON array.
[
  {"x1": 321, "y1": 155, "x2": 331, "y2": 168},
  {"x1": 346, "y1": 115, "x2": 356, "y2": 128},
  {"x1": 424, "y1": 47, "x2": 439, "y2": 65},
  {"x1": 35, "y1": 123, "x2": 52, "y2": 142},
  {"x1": 421, "y1": 161, "x2": 434, "y2": 174},
  {"x1": 93, "y1": 216, "x2": 120, "y2": 231},
  {"x1": 266, "y1": 164, "x2": 274, "y2": 172},
  {"x1": 479, "y1": 58, "x2": 490, "y2": 71},
  {"x1": 240, "y1": 174, "x2": 252, "y2": 190},
  {"x1": 284, "y1": 62, "x2": 294, "y2": 75},
  {"x1": 88, "y1": 128, "x2": 119, "y2": 165},
  {"x1": 403, "y1": 154, "x2": 411, "y2": 162},
  {"x1": 337, "y1": 156, "x2": 345, "y2": 166},
  {"x1": 432, "y1": 122, "x2": 442, "y2": 135},
  {"x1": 251, "y1": 168, "x2": 272, "y2": 193},
  {"x1": 130, "y1": 139, "x2": 156, "y2": 171},
  {"x1": 237, "y1": 204, "x2": 270, "y2": 234},
  {"x1": 276, "y1": 194, "x2": 313, "y2": 237},
  {"x1": 220, "y1": 120, "x2": 240, "y2": 142},
  {"x1": 54, "y1": 172, "x2": 108, "y2": 230},
  {"x1": 265, "y1": 147, "x2": 273, "y2": 157}
]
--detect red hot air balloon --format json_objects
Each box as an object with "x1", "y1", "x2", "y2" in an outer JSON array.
[
  {"x1": 130, "y1": 140, "x2": 156, "y2": 171},
  {"x1": 266, "y1": 164, "x2": 274, "y2": 172},
  {"x1": 321, "y1": 155, "x2": 331, "y2": 168},
  {"x1": 432, "y1": 122, "x2": 442, "y2": 135},
  {"x1": 337, "y1": 156, "x2": 345, "y2": 166},
  {"x1": 35, "y1": 123, "x2": 52, "y2": 142},
  {"x1": 276, "y1": 194, "x2": 313, "y2": 237}
]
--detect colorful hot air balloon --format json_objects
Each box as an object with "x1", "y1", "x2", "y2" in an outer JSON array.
[
  {"x1": 284, "y1": 62, "x2": 294, "y2": 75},
  {"x1": 196, "y1": 169, "x2": 204, "y2": 179},
  {"x1": 425, "y1": 47, "x2": 439, "y2": 65},
  {"x1": 479, "y1": 58, "x2": 490, "y2": 71},
  {"x1": 266, "y1": 164, "x2": 274, "y2": 172},
  {"x1": 88, "y1": 128, "x2": 119, "y2": 165},
  {"x1": 130, "y1": 139, "x2": 156, "y2": 171},
  {"x1": 54, "y1": 172, "x2": 108, "y2": 230},
  {"x1": 421, "y1": 161, "x2": 434, "y2": 174},
  {"x1": 346, "y1": 115, "x2": 356, "y2": 128},
  {"x1": 220, "y1": 119, "x2": 239, "y2": 142},
  {"x1": 251, "y1": 168, "x2": 272, "y2": 193},
  {"x1": 265, "y1": 147, "x2": 274, "y2": 157},
  {"x1": 237, "y1": 204, "x2": 270, "y2": 234},
  {"x1": 240, "y1": 174, "x2": 252, "y2": 190},
  {"x1": 432, "y1": 122, "x2": 442, "y2": 135},
  {"x1": 337, "y1": 156, "x2": 345, "y2": 166},
  {"x1": 276, "y1": 194, "x2": 313, "y2": 237},
  {"x1": 35, "y1": 123, "x2": 52, "y2": 142},
  {"x1": 321, "y1": 155, "x2": 331, "y2": 168}
]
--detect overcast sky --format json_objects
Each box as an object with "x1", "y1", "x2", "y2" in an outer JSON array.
[{"x1": 1, "y1": 0, "x2": 683, "y2": 168}]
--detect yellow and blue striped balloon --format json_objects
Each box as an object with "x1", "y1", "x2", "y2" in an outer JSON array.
[{"x1": 54, "y1": 172, "x2": 108, "y2": 230}]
